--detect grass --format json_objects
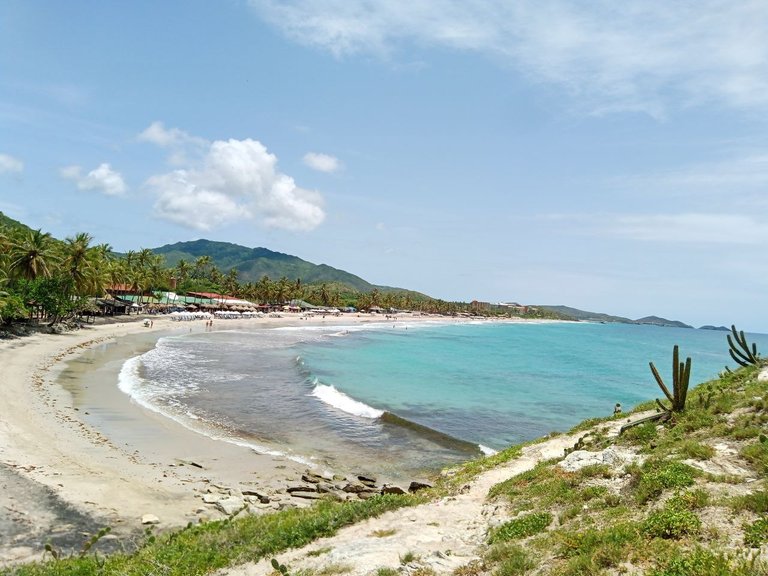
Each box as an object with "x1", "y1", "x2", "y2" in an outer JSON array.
[
  {"x1": 744, "y1": 517, "x2": 768, "y2": 548},
  {"x1": 2, "y1": 495, "x2": 414, "y2": 576},
  {"x1": 728, "y1": 489, "x2": 768, "y2": 513},
  {"x1": 479, "y1": 362, "x2": 768, "y2": 575},
  {"x1": 489, "y1": 512, "x2": 552, "y2": 542},
  {"x1": 370, "y1": 528, "x2": 397, "y2": 538}
]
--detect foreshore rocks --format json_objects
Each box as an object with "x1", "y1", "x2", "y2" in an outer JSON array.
[{"x1": 192, "y1": 469, "x2": 432, "y2": 519}]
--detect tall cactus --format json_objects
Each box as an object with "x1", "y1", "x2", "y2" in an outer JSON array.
[
  {"x1": 649, "y1": 345, "x2": 692, "y2": 413},
  {"x1": 727, "y1": 324, "x2": 761, "y2": 367}
]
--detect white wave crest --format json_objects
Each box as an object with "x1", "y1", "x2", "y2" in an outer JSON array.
[
  {"x1": 117, "y1": 356, "x2": 312, "y2": 466},
  {"x1": 311, "y1": 382, "x2": 384, "y2": 419},
  {"x1": 479, "y1": 444, "x2": 498, "y2": 456},
  {"x1": 117, "y1": 356, "x2": 144, "y2": 396}
]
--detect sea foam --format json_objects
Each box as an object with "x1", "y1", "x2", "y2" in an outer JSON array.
[
  {"x1": 117, "y1": 354, "x2": 313, "y2": 466},
  {"x1": 311, "y1": 381, "x2": 384, "y2": 419}
]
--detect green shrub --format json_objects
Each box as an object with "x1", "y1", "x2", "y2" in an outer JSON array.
[
  {"x1": 579, "y1": 485, "x2": 608, "y2": 502},
  {"x1": 620, "y1": 421, "x2": 658, "y2": 445},
  {"x1": 731, "y1": 426, "x2": 762, "y2": 440},
  {"x1": 649, "y1": 546, "x2": 757, "y2": 576},
  {"x1": 635, "y1": 461, "x2": 697, "y2": 503},
  {"x1": 744, "y1": 517, "x2": 768, "y2": 548},
  {"x1": 678, "y1": 440, "x2": 715, "y2": 460},
  {"x1": 670, "y1": 489, "x2": 709, "y2": 510},
  {"x1": 741, "y1": 439, "x2": 768, "y2": 473},
  {"x1": 729, "y1": 490, "x2": 768, "y2": 514},
  {"x1": 484, "y1": 543, "x2": 535, "y2": 575},
  {"x1": 555, "y1": 523, "x2": 641, "y2": 573},
  {"x1": 490, "y1": 512, "x2": 552, "y2": 542},
  {"x1": 643, "y1": 502, "x2": 701, "y2": 539}
]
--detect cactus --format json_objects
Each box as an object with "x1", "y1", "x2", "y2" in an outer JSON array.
[
  {"x1": 271, "y1": 558, "x2": 290, "y2": 575},
  {"x1": 727, "y1": 324, "x2": 761, "y2": 367},
  {"x1": 649, "y1": 345, "x2": 691, "y2": 413}
]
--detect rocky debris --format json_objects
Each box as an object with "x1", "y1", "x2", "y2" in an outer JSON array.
[
  {"x1": 287, "y1": 484, "x2": 318, "y2": 494},
  {"x1": 301, "y1": 472, "x2": 323, "y2": 484},
  {"x1": 141, "y1": 514, "x2": 160, "y2": 525},
  {"x1": 289, "y1": 491, "x2": 323, "y2": 500},
  {"x1": 357, "y1": 474, "x2": 377, "y2": 487},
  {"x1": 381, "y1": 484, "x2": 407, "y2": 495},
  {"x1": 241, "y1": 489, "x2": 271, "y2": 504},
  {"x1": 558, "y1": 446, "x2": 639, "y2": 472},
  {"x1": 408, "y1": 480, "x2": 433, "y2": 493},
  {"x1": 216, "y1": 497, "x2": 245, "y2": 516}
]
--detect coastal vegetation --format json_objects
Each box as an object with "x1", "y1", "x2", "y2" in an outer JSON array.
[{"x1": 0, "y1": 213, "x2": 560, "y2": 329}]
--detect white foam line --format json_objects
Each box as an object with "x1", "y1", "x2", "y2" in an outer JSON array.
[{"x1": 117, "y1": 356, "x2": 314, "y2": 467}]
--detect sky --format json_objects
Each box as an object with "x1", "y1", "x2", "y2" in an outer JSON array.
[{"x1": 1, "y1": 1, "x2": 768, "y2": 332}]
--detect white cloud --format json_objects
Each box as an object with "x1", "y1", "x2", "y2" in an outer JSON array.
[
  {"x1": 249, "y1": 0, "x2": 768, "y2": 115},
  {"x1": 629, "y1": 153, "x2": 768, "y2": 193},
  {"x1": 610, "y1": 214, "x2": 768, "y2": 244},
  {"x1": 146, "y1": 135, "x2": 325, "y2": 231},
  {"x1": 0, "y1": 153, "x2": 24, "y2": 174},
  {"x1": 138, "y1": 121, "x2": 196, "y2": 148},
  {"x1": 60, "y1": 163, "x2": 128, "y2": 196},
  {"x1": 303, "y1": 152, "x2": 341, "y2": 173},
  {"x1": 549, "y1": 212, "x2": 768, "y2": 244},
  {"x1": 138, "y1": 121, "x2": 207, "y2": 165}
]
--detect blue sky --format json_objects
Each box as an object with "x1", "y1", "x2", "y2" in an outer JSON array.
[{"x1": 2, "y1": 1, "x2": 768, "y2": 331}]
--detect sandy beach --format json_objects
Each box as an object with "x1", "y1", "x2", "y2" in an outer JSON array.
[{"x1": 0, "y1": 312, "x2": 515, "y2": 565}]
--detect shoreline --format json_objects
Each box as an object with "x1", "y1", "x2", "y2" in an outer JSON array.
[{"x1": 0, "y1": 312, "x2": 539, "y2": 564}]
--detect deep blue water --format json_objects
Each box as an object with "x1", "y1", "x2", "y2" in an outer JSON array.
[{"x1": 119, "y1": 320, "x2": 768, "y2": 479}]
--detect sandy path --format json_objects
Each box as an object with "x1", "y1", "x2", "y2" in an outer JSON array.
[{"x1": 221, "y1": 412, "x2": 650, "y2": 575}]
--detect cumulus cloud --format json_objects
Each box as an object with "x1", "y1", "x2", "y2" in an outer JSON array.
[
  {"x1": 138, "y1": 121, "x2": 207, "y2": 166},
  {"x1": 303, "y1": 152, "x2": 341, "y2": 173},
  {"x1": 146, "y1": 135, "x2": 325, "y2": 231},
  {"x1": 61, "y1": 163, "x2": 127, "y2": 196},
  {"x1": 0, "y1": 153, "x2": 24, "y2": 174},
  {"x1": 248, "y1": 0, "x2": 768, "y2": 115}
]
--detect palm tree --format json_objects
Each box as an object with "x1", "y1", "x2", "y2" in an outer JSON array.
[
  {"x1": 63, "y1": 232, "x2": 97, "y2": 296},
  {"x1": 223, "y1": 268, "x2": 240, "y2": 296},
  {"x1": 275, "y1": 276, "x2": 291, "y2": 304},
  {"x1": 255, "y1": 275, "x2": 274, "y2": 303},
  {"x1": 175, "y1": 259, "x2": 191, "y2": 287},
  {"x1": 193, "y1": 256, "x2": 211, "y2": 280},
  {"x1": 9, "y1": 228, "x2": 59, "y2": 281}
]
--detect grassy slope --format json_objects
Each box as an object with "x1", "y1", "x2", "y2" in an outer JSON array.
[{"x1": 5, "y1": 364, "x2": 768, "y2": 576}]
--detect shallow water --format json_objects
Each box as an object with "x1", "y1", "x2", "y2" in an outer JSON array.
[{"x1": 110, "y1": 320, "x2": 768, "y2": 479}]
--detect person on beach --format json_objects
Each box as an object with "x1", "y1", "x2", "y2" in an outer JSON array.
[{"x1": 614, "y1": 403, "x2": 622, "y2": 415}]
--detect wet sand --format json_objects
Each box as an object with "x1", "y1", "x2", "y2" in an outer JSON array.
[{"x1": 0, "y1": 312, "x2": 493, "y2": 565}]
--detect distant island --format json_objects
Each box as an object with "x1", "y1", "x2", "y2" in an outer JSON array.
[{"x1": 538, "y1": 305, "x2": 701, "y2": 329}]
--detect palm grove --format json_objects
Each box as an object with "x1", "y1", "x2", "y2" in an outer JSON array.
[{"x1": 0, "y1": 223, "x2": 548, "y2": 326}]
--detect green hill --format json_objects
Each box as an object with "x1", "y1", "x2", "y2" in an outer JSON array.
[
  {"x1": 152, "y1": 239, "x2": 410, "y2": 293},
  {"x1": 0, "y1": 211, "x2": 33, "y2": 233},
  {"x1": 537, "y1": 305, "x2": 634, "y2": 323}
]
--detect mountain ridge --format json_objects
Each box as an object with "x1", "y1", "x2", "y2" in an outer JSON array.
[{"x1": 151, "y1": 239, "x2": 413, "y2": 294}]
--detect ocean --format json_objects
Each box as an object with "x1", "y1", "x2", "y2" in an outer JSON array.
[{"x1": 116, "y1": 320, "x2": 768, "y2": 481}]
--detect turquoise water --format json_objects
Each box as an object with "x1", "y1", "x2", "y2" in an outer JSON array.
[
  {"x1": 120, "y1": 320, "x2": 768, "y2": 479},
  {"x1": 296, "y1": 321, "x2": 768, "y2": 450}
]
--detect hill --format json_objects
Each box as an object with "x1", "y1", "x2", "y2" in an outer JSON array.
[
  {"x1": 634, "y1": 315, "x2": 693, "y2": 328},
  {"x1": 537, "y1": 305, "x2": 634, "y2": 323},
  {"x1": 152, "y1": 239, "x2": 410, "y2": 293},
  {"x1": 0, "y1": 210, "x2": 33, "y2": 233},
  {"x1": 539, "y1": 306, "x2": 694, "y2": 328}
]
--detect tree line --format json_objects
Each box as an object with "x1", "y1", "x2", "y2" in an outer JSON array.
[{"x1": 0, "y1": 226, "x2": 558, "y2": 325}]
